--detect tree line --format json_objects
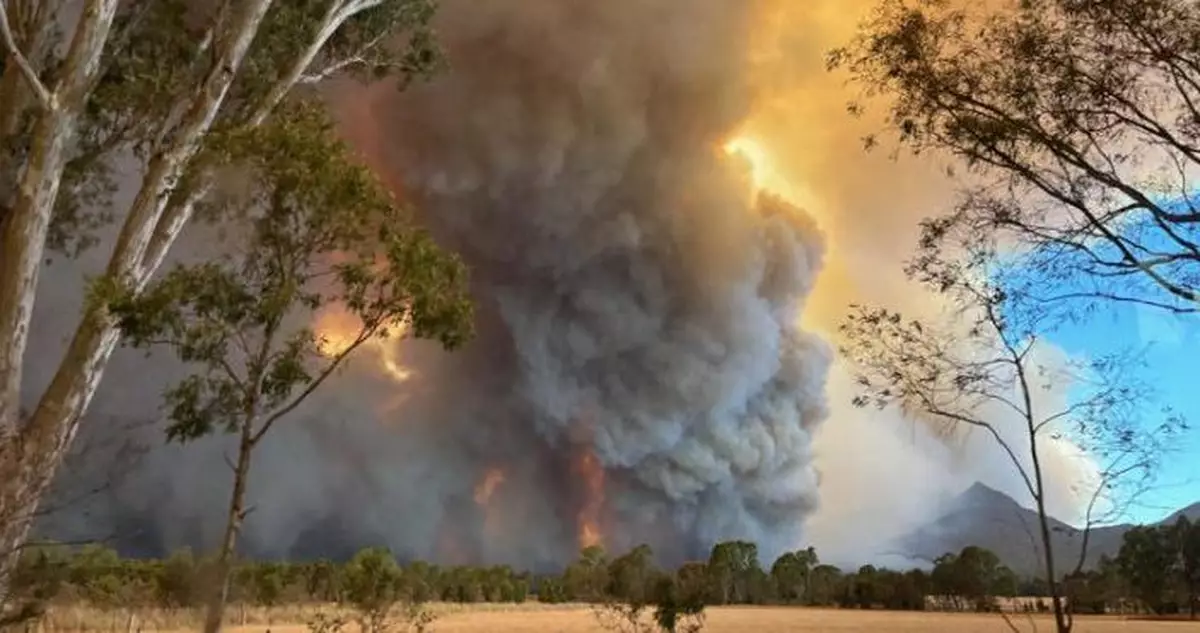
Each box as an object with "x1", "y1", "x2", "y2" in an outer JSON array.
[{"x1": 7, "y1": 518, "x2": 1200, "y2": 621}]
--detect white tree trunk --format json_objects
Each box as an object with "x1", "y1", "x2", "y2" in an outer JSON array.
[
  {"x1": 0, "y1": 0, "x2": 394, "y2": 608},
  {"x1": 0, "y1": 0, "x2": 120, "y2": 606},
  {"x1": 0, "y1": 0, "x2": 276, "y2": 606},
  {"x1": 251, "y1": 0, "x2": 384, "y2": 126}
]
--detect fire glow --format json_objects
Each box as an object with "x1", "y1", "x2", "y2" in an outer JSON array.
[
  {"x1": 474, "y1": 468, "x2": 506, "y2": 506},
  {"x1": 723, "y1": 135, "x2": 821, "y2": 215},
  {"x1": 312, "y1": 308, "x2": 413, "y2": 384},
  {"x1": 574, "y1": 449, "x2": 607, "y2": 550}
]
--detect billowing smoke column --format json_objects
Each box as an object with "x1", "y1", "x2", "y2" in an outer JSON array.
[
  {"x1": 350, "y1": 0, "x2": 832, "y2": 565},
  {"x1": 31, "y1": 0, "x2": 834, "y2": 570}
]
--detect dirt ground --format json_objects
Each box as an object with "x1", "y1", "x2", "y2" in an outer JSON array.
[{"x1": 208, "y1": 606, "x2": 1199, "y2": 633}]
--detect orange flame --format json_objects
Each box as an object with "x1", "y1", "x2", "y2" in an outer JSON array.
[
  {"x1": 573, "y1": 449, "x2": 607, "y2": 550},
  {"x1": 312, "y1": 307, "x2": 412, "y2": 383},
  {"x1": 474, "y1": 468, "x2": 507, "y2": 506}
]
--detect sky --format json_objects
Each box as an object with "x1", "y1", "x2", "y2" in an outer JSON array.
[
  {"x1": 994, "y1": 197, "x2": 1200, "y2": 524},
  {"x1": 713, "y1": 0, "x2": 1181, "y2": 550},
  {"x1": 1039, "y1": 297, "x2": 1200, "y2": 523}
]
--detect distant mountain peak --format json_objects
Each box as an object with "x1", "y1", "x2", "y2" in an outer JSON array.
[
  {"x1": 955, "y1": 482, "x2": 1022, "y2": 511},
  {"x1": 1156, "y1": 501, "x2": 1200, "y2": 526},
  {"x1": 902, "y1": 483, "x2": 1200, "y2": 577}
]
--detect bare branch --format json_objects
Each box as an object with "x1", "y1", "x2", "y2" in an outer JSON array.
[
  {"x1": 923, "y1": 400, "x2": 1039, "y2": 500},
  {"x1": 1022, "y1": 291, "x2": 1199, "y2": 314}
]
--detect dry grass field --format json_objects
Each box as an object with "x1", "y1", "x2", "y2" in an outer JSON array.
[
  {"x1": 40, "y1": 603, "x2": 1200, "y2": 633},
  {"x1": 389, "y1": 606, "x2": 1200, "y2": 632}
]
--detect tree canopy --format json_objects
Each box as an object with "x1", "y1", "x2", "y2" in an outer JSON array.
[
  {"x1": 830, "y1": 0, "x2": 1200, "y2": 314},
  {"x1": 0, "y1": 0, "x2": 448, "y2": 613}
]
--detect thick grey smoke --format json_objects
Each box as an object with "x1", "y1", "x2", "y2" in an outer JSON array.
[
  {"x1": 353, "y1": 0, "x2": 832, "y2": 563},
  {"x1": 34, "y1": 0, "x2": 833, "y2": 569}
]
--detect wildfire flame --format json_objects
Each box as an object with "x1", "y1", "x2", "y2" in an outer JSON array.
[
  {"x1": 312, "y1": 308, "x2": 413, "y2": 383},
  {"x1": 473, "y1": 468, "x2": 507, "y2": 506},
  {"x1": 573, "y1": 449, "x2": 606, "y2": 550}
]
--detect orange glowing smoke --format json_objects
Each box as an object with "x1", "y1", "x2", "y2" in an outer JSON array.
[
  {"x1": 723, "y1": 136, "x2": 821, "y2": 217},
  {"x1": 312, "y1": 307, "x2": 413, "y2": 383},
  {"x1": 473, "y1": 468, "x2": 507, "y2": 506},
  {"x1": 573, "y1": 449, "x2": 607, "y2": 550},
  {"x1": 474, "y1": 467, "x2": 507, "y2": 543}
]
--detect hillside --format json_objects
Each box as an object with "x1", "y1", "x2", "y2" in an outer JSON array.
[{"x1": 901, "y1": 483, "x2": 1200, "y2": 577}]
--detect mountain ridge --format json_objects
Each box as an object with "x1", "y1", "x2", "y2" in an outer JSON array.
[{"x1": 900, "y1": 483, "x2": 1200, "y2": 577}]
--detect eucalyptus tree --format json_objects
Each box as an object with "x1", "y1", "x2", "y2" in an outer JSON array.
[{"x1": 0, "y1": 0, "x2": 442, "y2": 611}]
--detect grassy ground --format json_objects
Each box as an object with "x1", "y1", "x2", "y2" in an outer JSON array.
[
  {"x1": 399, "y1": 606, "x2": 1198, "y2": 632},
  {"x1": 39, "y1": 603, "x2": 1200, "y2": 632}
]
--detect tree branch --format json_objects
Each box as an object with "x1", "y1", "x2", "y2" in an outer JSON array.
[
  {"x1": 1032, "y1": 400, "x2": 1094, "y2": 436},
  {"x1": 922, "y1": 399, "x2": 1039, "y2": 500},
  {"x1": 249, "y1": 325, "x2": 378, "y2": 445},
  {"x1": 298, "y1": 30, "x2": 390, "y2": 84},
  {"x1": 1024, "y1": 290, "x2": 1199, "y2": 314},
  {"x1": 0, "y1": 2, "x2": 51, "y2": 111}
]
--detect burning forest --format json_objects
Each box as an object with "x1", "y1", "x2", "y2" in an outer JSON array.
[
  {"x1": 8, "y1": 10, "x2": 1195, "y2": 633},
  {"x1": 25, "y1": 0, "x2": 831, "y2": 571},
  {"x1": 328, "y1": 0, "x2": 832, "y2": 568},
  {"x1": 24, "y1": 0, "x2": 1111, "y2": 575}
]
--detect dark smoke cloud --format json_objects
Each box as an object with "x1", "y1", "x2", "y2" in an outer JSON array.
[
  {"x1": 35, "y1": 0, "x2": 833, "y2": 569},
  {"x1": 351, "y1": 0, "x2": 832, "y2": 564}
]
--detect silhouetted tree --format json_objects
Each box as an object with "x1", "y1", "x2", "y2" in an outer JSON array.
[
  {"x1": 1169, "y1": 516, "x2": 1200, "y2": 618},
  {"x1": 841, "y1": 245, "x2": 1181, "y2": 632},
  {"x1": 565, "y1": 546, "x2": 610, "y2": 602},
  {"x1": 831, "y1": 0, "x2": 1200, "y2": 315},
  {"x1": 1118, "y1": 525, "x2": 1176, "y2": 613},
  {"x1": 770, "y1": 547, "x2": 818, "y2": 604},
  {"x1": 107, "y1": 101, "x2": 472, "y2": 631}
]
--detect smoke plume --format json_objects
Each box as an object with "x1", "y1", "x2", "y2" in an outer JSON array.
[
  {"x1": 29, "y1": 0, "x2": 1105, "y2": 570},
  {"x1": 344, "y1": 0, "x2": 833, "y2": 565}
]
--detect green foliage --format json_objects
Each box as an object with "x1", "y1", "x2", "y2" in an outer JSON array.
[
  {"x1": 41, "y1": 0, "x2": 444, "y2": 257},
  {"x1": 1174, "y1": 516, "x2": 1200, "y2": 617},
  {"x1": 705, "y1": 540, "x2": 760, "y2": 604},
  {"x1": 536, "y1": 576, "x2": 569, "y2": 604},
  {"x1": 109, "y1": 101, "x2": 473, "y2": 444},
  {"x1": 769, "y1": 547, "x2": 818, "y2": 604},
  {"x1": 650, "y1": 574, "x2": 706, "y2": 633},
  {"x1": 806, "y1": 564, "x2": 843, "y2": 606},
  {"x1": 10, "y1": 546, "x2": 69, "y2": 605},
  {"x1": 341, "y1": 547, "x2": 402, "y2": 617},
  {"x1": 8, "y1": 535, "x2": 1200, "y2": 619},
  {"x1": 1066, "y1": 555, "x2": 1127, "y2": 615},
  {"x1": 930, "y1": 546, "x2": 1017, "y2": 611},
  {"x1": 227, "y1": 0, "x2": 442, "y2": 122},
  {"x1": 1118, "y1": 525, "x2": 1175, "y2": 612},
  {"x1": 1116, "y1": 516, "x2": 1200, "y2": 615},
  {"x1": 67, "y1": 545, "x2": 126, "y2": 609},
  {"x1": 247, "y1": 562, "x2": 287, "y2": 608},
  {"x1": 608, "y1": 544, "x2": 657, "y2": 604},
  {"x1": 563, "y1": 545, "x2": 610, "y2": 601},
  {"x1": 156, "y1": 548, "x2": 201, "y2": 608}
]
